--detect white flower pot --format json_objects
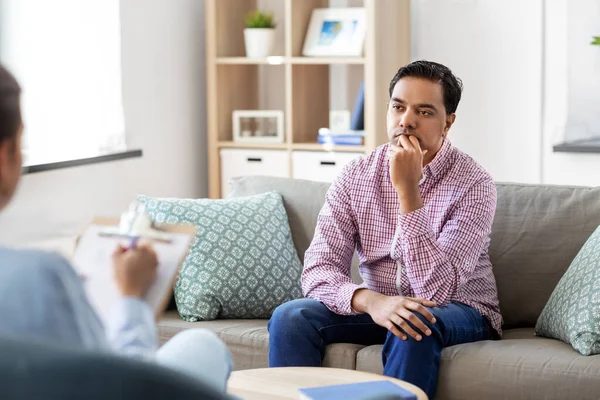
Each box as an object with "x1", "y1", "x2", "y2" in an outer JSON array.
[{"x1": 244, "y1": 28, "x2": 275, "y2": 58}]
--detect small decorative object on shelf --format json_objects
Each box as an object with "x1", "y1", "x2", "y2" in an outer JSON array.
[
  {"x1": 244, "y1": 10, "x2": 276, "y2": 58},
  {"x1": 233, "y1": 110, "x2": 284, "y2": 143},
  {"x1": 302, "y1": 8, "x2": 366, "y2": 57},
  {"x1": 329, "y1": 110, "x2": 351, "y2": 131}
]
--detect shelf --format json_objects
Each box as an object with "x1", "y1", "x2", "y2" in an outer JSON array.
[
  {"x1": 216, "y1": 57, "x2": 366, "y2": 65},
  {"x1": 218, "y1": 141, "x2": 365, "y2": 152},
  {"x1": 553, "y1": 137, "x2": 600, "y2": 153},
  {"x1": 216, "y1": 56, "x2": 286, "y2": 65},
  {"x1": 206, "y1": 0, "x2": 411, "y2": 198},
  {"x1": 290, "y1": 57, "x2": 365, "y2": 65},
  {"x1": 218, "y1": 141, "x2": 288, "y2": 150},
  {"x1": 292, "y1": 143, "x2": 366, "y2": 153}
]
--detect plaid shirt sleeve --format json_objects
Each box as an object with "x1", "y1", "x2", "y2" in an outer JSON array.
[
  {"x1": 301, "y1": 167, "x2": 367, "y2": 315},
  {"x1": 393, "y1": 178, "x2": 497, "y2": 305}
]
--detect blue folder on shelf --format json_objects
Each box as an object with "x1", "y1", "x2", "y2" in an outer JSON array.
[
  {"x1": 298, "y1": 380, "x2": 418, "y2": 400},
  {"x1": 350, "y1": 81, "x2": 365, "y2": 130}
]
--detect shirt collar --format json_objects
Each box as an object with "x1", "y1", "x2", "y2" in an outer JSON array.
[{"x1": 423, "y1": 138, "x2": 453, "y2": 180}]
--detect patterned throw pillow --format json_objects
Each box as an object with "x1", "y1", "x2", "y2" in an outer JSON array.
[
  {"x1": 535, "y1": 225, "x2": 600, "y2": 355},
  {"x1": 137, "y1": 191, "x2": 303, "y2": 321}
]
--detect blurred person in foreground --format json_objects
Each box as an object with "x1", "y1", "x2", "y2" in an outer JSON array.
[{"x1": 0, "y1": 63, "x2": 232, "y2": 393}]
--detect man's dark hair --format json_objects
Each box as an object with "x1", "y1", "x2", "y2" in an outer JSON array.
[
  {"x1": 388, "y1": 60, "x2": 463, "y2": 115},
  {"x1": 0, "y1": 64, "x2": 22, "y2": 143}
]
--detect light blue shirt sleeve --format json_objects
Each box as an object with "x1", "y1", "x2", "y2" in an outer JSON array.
[
  {"x1": 0, "y1": 248, "x2": 158, "y2": 360},
  {"x1": 105, "y1": 297, "x2": 158, "y2": 359}
]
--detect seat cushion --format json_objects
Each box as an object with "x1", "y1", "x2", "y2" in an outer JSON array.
[
  {"x1": 157, "y1": 312, "x2": 363, "y2": 371},
  {"x1": 355, "y1": 328, "x2": 600, "y2": 400}
]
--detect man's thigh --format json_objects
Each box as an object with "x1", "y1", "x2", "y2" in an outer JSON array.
[
  {"x1": 429, "y1": 302, "x2": 494, "y2": 347},
  {"x1": 271, "y1": 298, "x2": 387, "y2": 346}
]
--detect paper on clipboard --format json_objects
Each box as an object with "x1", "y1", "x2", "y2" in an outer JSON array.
[{"x1": 71, "y1": 218, "x2": 195, "y2": 326}]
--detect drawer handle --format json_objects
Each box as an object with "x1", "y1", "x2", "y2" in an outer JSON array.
[
  {"x1": 246, "y1": 157, "x2": 262, "y2": 162},
  {"x1": 320, "y1": 161, "x2": 336, "y2": 166}
]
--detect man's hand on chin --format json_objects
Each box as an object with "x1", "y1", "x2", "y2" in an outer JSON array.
[{"x1": 388, "y1": 134, "x2": 426, "y2": 214}]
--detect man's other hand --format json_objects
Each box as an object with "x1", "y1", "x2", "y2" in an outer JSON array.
[
  {"x1": 113, "y1": 242, "x2": 158, "y2": 299},
  {"x1": 352, "y1": 289, "x2": 436, "y2": 341}
]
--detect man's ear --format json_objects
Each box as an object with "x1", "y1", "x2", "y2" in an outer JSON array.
[{"x1": 443, "y1": 114, "x2": 456, "y2": 136}]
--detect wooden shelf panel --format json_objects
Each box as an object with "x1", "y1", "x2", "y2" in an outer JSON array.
[
  {"x1": 216, "y1": 57, "x2": 286, "y2": 65},
  {"x1": 218, "y1": 141, "x2": 288, "y2": 150},
  {"x1": 290, "y1": 57, "x2": 365, "y2": 65},
  {"x1": 292, "y1": 143, "x2": 366, "y2": 153},
  {"x1": 216, "y1": 57, "x2": 366, "y2": 65}
]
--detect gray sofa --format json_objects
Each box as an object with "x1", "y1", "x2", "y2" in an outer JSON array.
[{"x1": 158, "y1": 176, "x2": 600, "y2": 400}]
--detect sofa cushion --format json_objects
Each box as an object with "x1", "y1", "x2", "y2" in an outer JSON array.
[
  {"x1": 138, "y1": 192, "x2": 303, "y2": 321},
  {"x1": 355, "y1": 328, "x2": 600, "y2": 400},
  {"x1": 157, "y1": 312, "x2": 363, "y2": 371},
  {"x1": 228, "y1": 176, "x2": 330, "y2": 264},
  {"x1": 491, "y1": 184, "x2": 600, "y2": 329},
  {"x1": 535, "y1": 225, "x2": 600, "y2": 355}
]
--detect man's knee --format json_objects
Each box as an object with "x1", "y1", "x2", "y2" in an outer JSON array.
[
  {"x1": 412, "y1": 307, "x2": 441, "y2": 335},
  {"x1": 268, "y1": 298, "x2": 324, "y2": 333},
  {"x1": 387, "y1": 308, "x2": 441, "y2": 345}
]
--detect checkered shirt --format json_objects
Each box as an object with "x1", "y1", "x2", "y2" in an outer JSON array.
[{"x1": 302, "y1": 139, "x2": 503, "y2": 335}]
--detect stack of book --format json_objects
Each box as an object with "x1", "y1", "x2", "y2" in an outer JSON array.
[
  {"x1": 317, "y1": 128, "x2": 365, "y2": 146},
  {"x1": 317, "y1": 80, "x2": 365, "y2": 146}
]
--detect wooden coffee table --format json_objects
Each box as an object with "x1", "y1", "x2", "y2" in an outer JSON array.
[{"x1": 227, "y1": 367, "x2": 428, "y2": 400}]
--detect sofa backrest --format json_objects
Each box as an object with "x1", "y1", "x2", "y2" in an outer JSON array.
[
  {"x1": 229, "y1": 176, "x2": 600, "y2": 330},
  {"x1": 491, "y1": 183, "x2": 600, "y2": 328},
  {"x1": 230, "y1": 176, "x2": 330, "y2": 264}
]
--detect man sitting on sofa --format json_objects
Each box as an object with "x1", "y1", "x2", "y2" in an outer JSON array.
[
  {"x1": 0, "y1": 64, "x2": 232, "y2": 394},
  {"x1": 268, "y1": 60, "x2": 502, "y2": 399}
]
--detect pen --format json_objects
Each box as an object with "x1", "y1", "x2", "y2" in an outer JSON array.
[{"x1": 128, "y1": 236, "x2": 138, "y2": 250}]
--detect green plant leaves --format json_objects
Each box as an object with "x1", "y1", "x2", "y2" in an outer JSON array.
[
  {"x1": 244, "y1": 10, "x2": 276, "y2": 29},
  {"x1": 592, "y1": 36, "x2": 600, "y2": 46}
]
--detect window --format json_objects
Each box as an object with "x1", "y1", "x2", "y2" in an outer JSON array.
[
  {"x1": 559, "y1": 0, "x2": 600, "y2": 147},
  {"x1": 0, "y1": 0, "x2": 127, "y2": 166}
]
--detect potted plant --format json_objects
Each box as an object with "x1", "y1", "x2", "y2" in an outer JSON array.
[
  {"x1": 592, "y1": 36, "x2": 600, "y2": 46},
  {"x1": 244, "y1": 10, "x2": 276, "y2": 58}
]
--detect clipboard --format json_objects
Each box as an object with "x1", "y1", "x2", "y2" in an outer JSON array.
[{"x1": 71, "y1": 217, "x2": 196, "y2": 326}]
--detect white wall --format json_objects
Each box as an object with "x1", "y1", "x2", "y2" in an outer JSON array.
[
  {"x1": 411, "y1": 0, "x2": 544, "y2": 184},
  {"x1": 542, "y1": 0, "x2": 600, "y2": 186},
  {"x1": 0, "y1": 0, "x2": 207, "y2": 246}
]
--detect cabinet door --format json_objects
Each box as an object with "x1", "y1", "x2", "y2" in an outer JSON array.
[
  {"x1": 292, "y1": 151, "x2": 363, "y2": 183},
  {"x1": 220, "y1": 149, "x2": 290, "y2": 197}
]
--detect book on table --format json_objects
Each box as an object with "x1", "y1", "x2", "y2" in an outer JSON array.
[{"x1": 298, "y1": 380, "x2": 418, "y2": 400}]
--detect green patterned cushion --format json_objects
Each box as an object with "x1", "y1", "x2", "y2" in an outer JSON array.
[
  {"x1": 137, "y1": 191, "x2": 303, "y2": 321},
  {"x1": 535, "y1": 225, "x2": 600, "y2": 355}
]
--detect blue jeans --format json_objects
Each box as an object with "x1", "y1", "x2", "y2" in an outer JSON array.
[{"x1": 268, "y1": 298, "x2": 495, "y2": 399}]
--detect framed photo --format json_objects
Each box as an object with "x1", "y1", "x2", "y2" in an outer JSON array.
[
  {"x1": 232, "y1": 110, "x2": 284, "y2": 144},
  {"x1": 302, "y1": 8, "x2": 366, "y2": 57}
]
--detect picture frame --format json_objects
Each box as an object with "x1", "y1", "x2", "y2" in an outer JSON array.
[
  {"x1": 302, "y1": 8, "x2": 366, "y2": 57},
  {"x1": 232, "y1": 110, "x2": 284, "y2": 144}
]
